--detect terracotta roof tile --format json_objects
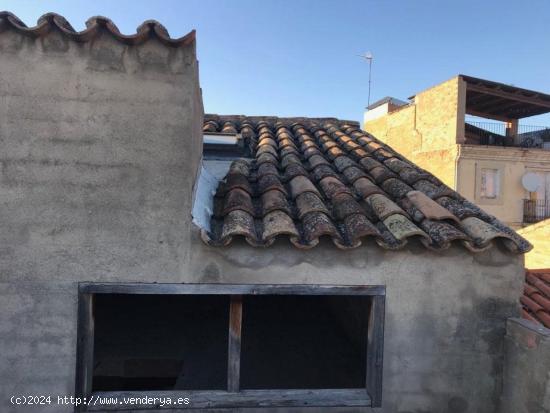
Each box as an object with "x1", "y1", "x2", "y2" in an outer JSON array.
[
  {"x1": 201, "y1": 115, "x2": 532, "y2": 253},
  {"x1": 522, "y1": 269, "x2": 550, "y2": 328},
  {"x1": 0, "y1": 12, "x2": 195, "y2": 47}
]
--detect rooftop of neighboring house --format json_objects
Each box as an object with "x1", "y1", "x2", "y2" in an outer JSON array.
[
  {"x1": 408, "y1": 75, "x2": 550, "y2": 120},
  {"x1": 366, "y1": 96, "x2": 408, "y2": 111},
  {"x1": 522, "y1": 269, "x2": 550, "y2": 328},
  {"x1": 200, "y1": 114, "x2": 532, "y2": 253}
]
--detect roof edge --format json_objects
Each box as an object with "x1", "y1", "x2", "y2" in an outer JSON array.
[
  {"x1": 205, "y1": 114, "x2": 360, "y2": 128},
  {"x1": 0, "y1": 11, "x2": 195, "y2": 48}
]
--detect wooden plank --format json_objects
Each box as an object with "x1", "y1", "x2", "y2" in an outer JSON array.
[
  {"x1": 366, "y1": 295, "x2": 385, "y2": 407},
  {"x1": 467, "y1": 84, "x2": 550, "y2": 109},
  {"x1": 465, "y1": 109, "x2": 510, "y2": 122},
  {"x1": 75, "y1": 293, "x2": 94, "y2": 412},
  {"x1": 227, "y1": 295, "x2": 242, "y2": 392},
  {"x1": 86, "y1": 389, "x2": 371, "y2": 410},
  {"x1": 474, "y1": 99, "x2": 520, "y2": 115},
  {"x1": 80, "y1": 283, "x2": 385, "y2": 297}
]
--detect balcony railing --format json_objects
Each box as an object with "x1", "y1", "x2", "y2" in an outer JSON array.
[
  {"x1": 523, "y1": 199, "x2": 550, "y2": 223},
  {"x1": 465, "y1": 121, "x2": 550, "y2": 149}
]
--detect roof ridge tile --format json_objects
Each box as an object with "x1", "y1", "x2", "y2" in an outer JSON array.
[{"x1": 0, "y1": 11, "x2": 195, "y2": 47}]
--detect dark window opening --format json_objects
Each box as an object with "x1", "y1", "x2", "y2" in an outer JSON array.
[
  {"x1": 92, "y1": 294, "x2": 229, "y2": 391},
  {"x1": 76, "y1": 284, "x2": 385, "y2": 410},
  {"x1": 241, "y1": 295, "x2": 368, "y2": 389}
]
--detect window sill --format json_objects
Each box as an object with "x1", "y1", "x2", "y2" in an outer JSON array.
[{"x1": 85, "y1": 389, "x2": 372, "y2": 410}]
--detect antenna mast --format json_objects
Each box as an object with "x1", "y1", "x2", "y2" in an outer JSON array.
[{"x1": 358, "y1": 52, "x2": 374, "y2": 107}]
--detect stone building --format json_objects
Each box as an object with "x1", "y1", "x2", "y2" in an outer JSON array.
[
  {"x1": 518, "y1": 218, "x2": 550, "y2": 268},
  {"x1": 0, "y1": 12, "x2": 549, "y2": 413},
  {"x1": 363, "y1": 75, "x2": 550, "y2": 229}
]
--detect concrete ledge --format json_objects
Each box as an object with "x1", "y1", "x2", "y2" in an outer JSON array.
[{"x1": 501, "y1": 317, "x2": 550, "y2": 413}]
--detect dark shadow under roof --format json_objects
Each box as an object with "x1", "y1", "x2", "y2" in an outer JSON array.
[{"x1": 462, "y1": 75, "x2": 550, "y2": 120}]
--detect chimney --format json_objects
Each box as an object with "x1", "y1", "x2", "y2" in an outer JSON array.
[{"x1": 0, "y1": 13, "x2": 203, "y2": 279}]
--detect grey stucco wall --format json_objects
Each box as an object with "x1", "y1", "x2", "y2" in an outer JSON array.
[
  {"x1": 501, "y1": 318, "x2": 550, "y2": 413},
  {"x1": 1, "y1": 233, "x2": 524, "y2": 413},
  {"x1": 0, "y1": 27, "x2": 203, "y2": 284},
  {"x1": 0, "y1": 26, "x2": 201, "y2": 413},
  {"x1": 0, "y1": 24, "x2": 526, "y2": 413}
]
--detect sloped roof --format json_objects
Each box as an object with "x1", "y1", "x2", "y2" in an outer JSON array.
[
  {"x1": 0, "y1": 11, "x2": 195, "y2": 47},
  {"x1": 522, "y1": 269, "x2": 550, "y2": 328},
  {"x1": 201, "y1": 115, "x2": 532, "y2": 252}
]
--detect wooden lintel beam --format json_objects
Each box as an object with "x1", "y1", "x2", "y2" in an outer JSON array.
[
  {"x1": 474, "y1": 99, "x2": 522, "y2": 115},
  {"x1": 467, "y1": 94, "x2": 502, "y2": 108},
  {"x1": 75, "y1": 293, "x2": 94, "y2": 413},
  {"x1": 465, "y1": 109, "x2": 511, "y2": 122},
  {"x1": 366, "y1": 295, "x2": 385, "y2": 407},
  {"x1": 466, "y1": 84, "x2": 550, "y2": 110},
  {"x1": 227, "y1": 295, "x2": 243, "y2": 392},
  {"x1": 88, "y1": 389, "x2": 372, "y2": 410}
]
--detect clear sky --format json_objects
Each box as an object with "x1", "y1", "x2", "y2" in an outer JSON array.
[{"x1": 2, "y1": 0, "x2": 550, "y2": 125}]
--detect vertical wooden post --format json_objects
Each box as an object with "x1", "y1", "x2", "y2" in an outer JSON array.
[
  {"x1": 366, "y1": 295, "x2": 385, "y2": 407},
  {"x1": 75, "y1": 292, "x2": 94, "y2": 412},
  {"x1": 227, "y1": 295, "x2": 243, "y2": 392}
]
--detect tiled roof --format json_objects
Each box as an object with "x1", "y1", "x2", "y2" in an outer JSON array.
[
  {"x1": 0, "y1": 12, "x2": 195, "y2": 47},
  {"x1": 200, "y1": 115, "x2": 532, "y2": 253},
  {"x1": 522, "y1": 269, "x2": 550, "y2": 328}
]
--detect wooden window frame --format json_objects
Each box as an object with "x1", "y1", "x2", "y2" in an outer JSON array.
[{"x1": 75, "y1": 283, "x2": 385, "y2": 411}]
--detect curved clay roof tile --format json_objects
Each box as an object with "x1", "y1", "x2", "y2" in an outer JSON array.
[
  {"x1": 202, "y1": 115, "x2": 532, "y2": 254},
  {"x1": 0, "y1": 11, "x2": 195, "y2": 47}
]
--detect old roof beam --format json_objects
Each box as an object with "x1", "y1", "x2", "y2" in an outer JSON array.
[{"x1": 466, "y1": 84, "x2": 550, "y2": 111}]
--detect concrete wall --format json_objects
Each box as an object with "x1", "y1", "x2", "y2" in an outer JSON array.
[
  {"x1": 0, "y1": 28, "x2": 203, "y2": 280},
  {"x1": 1, "y1": 226, "x2": 525, "y2": 412},
  {"x1": 501, "y1": 318, "x2": 550, "y2": 413},
  {"x1": 517, "y1": 219, "x2": 550, "y2": 268},
  {"x1": 0, "y1": 25, "x2": 203, "y2": 412}
]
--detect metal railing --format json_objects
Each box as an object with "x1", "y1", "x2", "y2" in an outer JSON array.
[
  {"x1": 465, "y1": 121, "x2": 550, "y2": 148},
  {"x1": 523, "y1": 199, "x2": 550, "y2": 223}
]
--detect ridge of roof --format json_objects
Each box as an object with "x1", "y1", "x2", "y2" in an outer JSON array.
[
  {"x1": 0, "y1": 11, "x2": 195, "y2": 47},
  {"x1": 204, "y1": 114, "x2": 360, "y2": 129},
  {"x1": 201, "y1": 114, "x2": 532, "y2": 253}
]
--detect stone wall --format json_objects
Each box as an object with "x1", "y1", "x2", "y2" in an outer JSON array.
[
  {"x1": 457, "y1": 146, "x2": 550, "y2": 229},
  {"x1": 501, "y1": 318, "x2": 550, "y2": 412},
  {"x1": 363, "y1": 77, "x2": 464, "y2": 189},
  {"x1": 517, "y1": 219, "x2": 550, "y2": 268}
]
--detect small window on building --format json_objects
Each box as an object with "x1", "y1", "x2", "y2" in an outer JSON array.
[
  {"x1": 480, "y1": 168, "x2": 500, "y2": 199},
  {"x1": 76, "y1": 284, "x2": 385, "y2": 410}
]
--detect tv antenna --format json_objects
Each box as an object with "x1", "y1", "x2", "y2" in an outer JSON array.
[{"x1": 358, "y1": 52, "x2": 374, "y2": 107}]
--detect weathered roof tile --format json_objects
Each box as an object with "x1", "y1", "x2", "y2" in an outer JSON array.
[
  {"x1": 522, "y1": 269, "x2": 550, "y2": 328},
  {"x1": 0, "y1": 12, "x2": 196, "y2": 47},
  {"x1": 202, "y1": 115, "x2": 531, "y2": 252}
]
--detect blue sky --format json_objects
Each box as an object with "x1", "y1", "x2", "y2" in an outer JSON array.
[{"x1": 2, "y1": 0, "x2": 550, "y2": 124}]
